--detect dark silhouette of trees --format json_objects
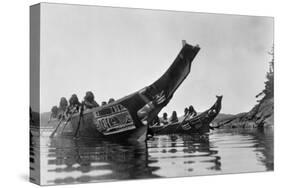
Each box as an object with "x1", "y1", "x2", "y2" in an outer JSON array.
[{"x1": 256, "y1": 46, "x2": 274, "y2": 101}]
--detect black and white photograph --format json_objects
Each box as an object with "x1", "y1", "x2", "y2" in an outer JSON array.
[{"x1": 29, "y1": 2, "x2": 274, "y2": 186}]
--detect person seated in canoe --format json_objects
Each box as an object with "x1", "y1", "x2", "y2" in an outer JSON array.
[
  {"x1": 137, "y1": 90, "x2": 166, "y2": 126},
  {"x1": 66, "y1": 94, "x2": 81, "y2": 115},
  {"x1": 182, "y1": 105, "x2": 197, "y2": 122},
  {"x1": 108, "y1": 98, "x2": 115, "y2": 104},
  {"x1": 184, "y1": 107, "x2": 189, "y2": 117},
  {"x1": 170, "y1": 111, "x2": 179, "y2": 123},
  {"x1": 101, "y1": 101, "x2": 107, "y2": 106},
  {"x1": 182, "y1": 107, "x2": 190, "y2": 120},
  {"x1": 83, "y1": 91, "x2": 100, "y2": 109},
  {"x1": 57, "y1": 97, "x2": 68, "y2": 120},
  {"x1": 160, "y1": 112, "x2": 169, "y2": 125},
  {"x1": 188, "y1": 105, "x2": 197, "y2": 117},
  {"x1": 49, "y1": 105, "x2": 59, "y2": 122}
]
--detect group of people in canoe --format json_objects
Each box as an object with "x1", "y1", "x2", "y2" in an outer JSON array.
[
  {"x1": 151, "y1": 105, "x2": 197, "y2": 126},
  {"x1": 49, "y1": 91, "x2": 115, "y2": 121},
  {"x1": 49, "y1": 90, "x2": 199, "y2": 129}
]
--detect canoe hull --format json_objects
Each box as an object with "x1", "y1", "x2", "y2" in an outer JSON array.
[
  {"x1": 150, "y1": 121, "x2": 210, "y2": 135},
  {"x1": 50, "y1": 41, "x2": 200, "y2": 142},
  {"x1": 60, "y1": 108, "x2": 148, "y2": 142},
  {"x1": 150, "y1": 96, "x2": 223, "y2": 135}
]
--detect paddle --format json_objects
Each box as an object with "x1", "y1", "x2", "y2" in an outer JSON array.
[
  {"x1": 61, "y1": 120, "x2": 68, "y2": 133},
  {"x1": 73, "y1": 102, "x2": 84, "y2": 139},
  {"x1": 50, "y1": 108, "x2": 75, "y2": 138},
  {"x1": 61, "y1": 112, "x2": 75, "y2": 133},
  {"x1": 50, "y1": 118, "x2": 64, "y2": 138}
]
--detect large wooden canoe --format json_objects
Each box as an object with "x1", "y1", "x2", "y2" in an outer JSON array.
[
  {"x1": 149, "y1": 96, "x2": 223, "y2": 135},
  {"x1": 52, "y1": 41, "x2": 200, "y2": 142}
]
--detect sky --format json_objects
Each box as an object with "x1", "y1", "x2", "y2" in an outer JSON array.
[{"x1": 40, "y1": 3, "x2": 274, "y2": 115}]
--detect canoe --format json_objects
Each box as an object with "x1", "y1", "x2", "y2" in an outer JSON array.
[
  {"x1": 149, "y1": 96, "x2": 223, "y2": 135},
  {"x1": 51, "y1": 41, "x2": 200, "y2": 142}
]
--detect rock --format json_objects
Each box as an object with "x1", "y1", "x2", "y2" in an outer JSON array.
[{"x1": 216, "y1": 97, "x2": 273, "y2": 128}]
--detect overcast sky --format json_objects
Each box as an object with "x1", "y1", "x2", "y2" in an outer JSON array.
[{"x1": 40, "y1": 3, "x2": 273, "y2": 115}]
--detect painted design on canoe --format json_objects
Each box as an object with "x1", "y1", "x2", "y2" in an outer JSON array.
[
  {"x1": 94, "y1": 104, "x2": 135, "y2": 135},
  {"x1": 182, "y1": 122, "x2": 191, "y2": 130}
]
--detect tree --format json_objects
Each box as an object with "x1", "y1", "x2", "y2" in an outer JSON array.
[{"x1": 256, "y1": 46, "x2": 274, "y2": 101}]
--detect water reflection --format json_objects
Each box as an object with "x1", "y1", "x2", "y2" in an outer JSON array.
[
  {"x1": 231, "y1": 128, "x2": 274, "y2": 171},
  {"x1": 41, "y1": 137, "x2": 159, "y2": 184},
  {"x1": 148, "y1": 134, "x2": 221, "y2": 177},
  {"x1": 207, "y1": 128, "x2": 273, "y2": 174},
  {"x1": 31, "y1": 127, "x2": 273, "y2": 185}
]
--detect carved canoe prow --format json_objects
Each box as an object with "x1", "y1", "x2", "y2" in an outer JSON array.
[{"x1": 54, "y1": 41, "x2": 200, "y2": 142}]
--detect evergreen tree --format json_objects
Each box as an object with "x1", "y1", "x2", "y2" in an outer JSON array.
[{"x1": 256, "y1": 46, "x2": 274, "y2": 101}]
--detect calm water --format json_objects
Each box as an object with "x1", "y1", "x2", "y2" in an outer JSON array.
[{"x1": 30, "y1": 127, "x2": 273, "y2": 185}]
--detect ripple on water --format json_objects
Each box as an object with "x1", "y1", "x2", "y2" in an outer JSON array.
[{"x1": 31, "y1": 127, "x2": 273, "y2": 185}]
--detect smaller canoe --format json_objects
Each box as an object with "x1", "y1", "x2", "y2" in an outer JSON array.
[{"x1": 149, "y1": 95, "x2": 223, "y2": 135}]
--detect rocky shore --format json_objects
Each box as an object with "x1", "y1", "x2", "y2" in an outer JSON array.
[{"x1": 214, "y1": 97, "x2": 273, "y2": 128}]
